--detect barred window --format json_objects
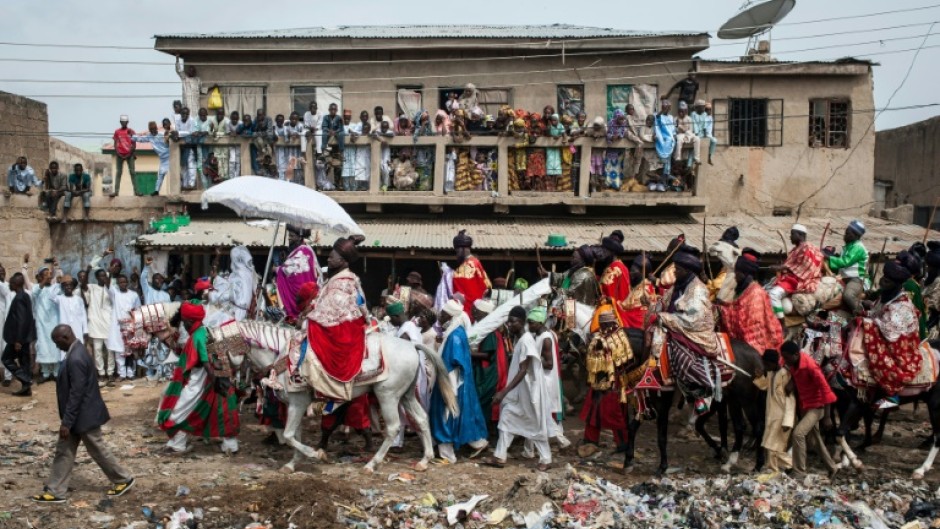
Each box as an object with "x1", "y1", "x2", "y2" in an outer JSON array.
[
  {"x1": 712, "y1": 98, "x2": 783, "y2": 147},
  {"x1": 809, "y1": 99, "x2": 850, "y2": 148}
]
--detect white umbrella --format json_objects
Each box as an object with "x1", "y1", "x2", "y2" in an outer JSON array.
[{"x1": 201, "y1": 176, "x2": 363, "y2": 237}]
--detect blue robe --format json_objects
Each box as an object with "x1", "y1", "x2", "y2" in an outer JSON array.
[
  {"x1": 654, "y1": 114, "x2": 676, "y2": 159},
  {"x1": 430, "y1": 325, "x2": 488, "y2": 448}
]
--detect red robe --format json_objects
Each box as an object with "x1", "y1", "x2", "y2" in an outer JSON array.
[
  {"x1": 453, "y1": 255, "x2": 491, "y2": 319},
  {"x1": 621, "y1": 280, "x2": 656, "y2": 330},
  {"x1": 718, "y1": 281, "x2": 783, "y2": 355},
  {"x1": 600, "y1": 260, "x2": 631, "y2": 325},
  {"x1": 306, "y1": 270, "x2": 366, "y2": 382}
]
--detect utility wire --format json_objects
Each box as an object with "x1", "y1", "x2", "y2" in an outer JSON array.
[{"x1": 1, "y1": 20, "x2": 936, "y2": 85}]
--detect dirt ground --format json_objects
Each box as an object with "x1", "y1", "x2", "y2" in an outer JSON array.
[{"x1": 1, "y1": 380, "x2": 938, "y2": 529}]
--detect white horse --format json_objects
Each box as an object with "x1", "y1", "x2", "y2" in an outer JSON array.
[{"x1": 131, "y1": 304, "x2": 457, "y2": 474}]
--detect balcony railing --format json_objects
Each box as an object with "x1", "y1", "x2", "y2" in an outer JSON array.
[{"x1": 164, "y1": 135, "x2": 708, "y2": 211}]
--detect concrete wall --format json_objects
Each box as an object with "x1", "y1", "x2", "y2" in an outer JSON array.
[
  {"x1": 875, "y1": 116, "x2": 940, "y2": 210},
  {"x1": 0, "y1": 91, "x2": 49, "y2": 176},
  {"x1": 696, "y1": 69, "x2": 876, "y2": 217},
  {"x1": 50, "y1": 137, "x2": 111, "y2": 180}
]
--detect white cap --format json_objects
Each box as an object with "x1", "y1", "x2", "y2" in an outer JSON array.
[
  {"x1": 791, "y1": 224, "x2": 807, "y2": 234},
  {"x1": 120, "y1": 115, "x2": 129, "y2": 122}
]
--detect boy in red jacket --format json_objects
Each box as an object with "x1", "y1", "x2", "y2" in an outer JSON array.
[{"x1": 781, "y1": 341, "x2": 839, "y2": 478}]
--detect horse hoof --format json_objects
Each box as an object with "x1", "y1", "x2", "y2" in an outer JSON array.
[
  {"x1": 717, "y1": 449, "x2": 730, "y2": 463},
  {"x1": 363, "y1": 465, "x2": 376, "y2": 475},
  {"x1": 852, "y1": 460, "x2": 864, "y2": 470},
  {"x1": 413, "y1": 460, "x2": 429, "y2": 472},
  {"x1": 622, "y1": 464, "x2": 635, "y2": 475},
  {"x1": 913, "y1": 470, "x2": 925, "y2": 480},
  {"x1": 720, "y1": 464, "x2": 732, "y2": 473},
  {"x1": 278, "y1": 465, "x2": 294, "y2": 474}
]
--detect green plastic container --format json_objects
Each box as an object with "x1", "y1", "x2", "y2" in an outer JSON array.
[{"x1": 545, "y1": 234, "x2": 568, "y2": 247}]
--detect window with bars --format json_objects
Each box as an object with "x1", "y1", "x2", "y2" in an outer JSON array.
[
  {"x1": 809, "y1": 99, "x2": 850, "y2": 148},
  {"x1": 712, "y1": 98, "x2": 783, "y2": 147}
]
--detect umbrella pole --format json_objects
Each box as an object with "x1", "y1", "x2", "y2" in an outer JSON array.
[{"x1": 256, "y1": 220, "x2": 281, "y2": 316}]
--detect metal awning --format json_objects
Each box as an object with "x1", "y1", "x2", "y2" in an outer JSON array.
[{"x1": 132, "y1": 215, "x2": 939, "y2": 256}]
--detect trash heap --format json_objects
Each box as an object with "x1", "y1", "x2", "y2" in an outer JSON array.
[{"x1": 336, "y1": 465, "x2": 940, "y2": 529}]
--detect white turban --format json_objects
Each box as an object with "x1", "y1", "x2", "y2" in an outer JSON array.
[
  {"x1": 442, "y1": 299, "x2": 464, "y2": 318},
  {"x1": 792, "y1": 224, "x2": 808, "y2": 234},
  {"x1": 473, "y1": 299, "x2": 495, "y2": 314},
  {"x1": 120, "y1": 114, "x2": 129, "y2": 122}
]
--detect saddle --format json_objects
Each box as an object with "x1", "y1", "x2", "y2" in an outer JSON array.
[
  {"x1": 207, "y1": 320, "x2": 247, "y2": 378},
  {"x1": 843, "y1": 325, "x2": 938, "y2": 395},
  {"x1": 294, "y1": 332, "x2": 390, "y2": 400}
]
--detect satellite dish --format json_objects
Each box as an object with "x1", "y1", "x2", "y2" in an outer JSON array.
[{"x1": 718, "y1": 0, "x2": 796, "y2": 40}]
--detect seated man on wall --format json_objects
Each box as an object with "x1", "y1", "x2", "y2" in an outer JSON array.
[{"x1": 64, "y1": 163, "x2": 93, "y2": 223}]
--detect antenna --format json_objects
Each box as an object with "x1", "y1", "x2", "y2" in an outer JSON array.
[{"x1": 717, "y1": 0, "x2": 797, "y2": 61}]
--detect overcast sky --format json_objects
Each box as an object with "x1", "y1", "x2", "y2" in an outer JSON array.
[{"x1": 3, "y1": 0, "x2": 938, "y2": 150}]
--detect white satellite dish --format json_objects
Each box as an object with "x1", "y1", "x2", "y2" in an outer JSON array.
[{"x1": 718, "y1": 0, "x2": 797, "y2": 40}]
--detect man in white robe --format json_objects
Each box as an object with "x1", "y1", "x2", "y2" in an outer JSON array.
[
  {"x1": 530, "y1": 311, "x2": 571, "y2": 451},
  {"x1": 208, "y1": 246, "x2": 257, "y2": 322},
  {"x1": 27, "y1": 264, "x2": 61, "y2": 383},
  {"x1": 51, "y1": 276, "x2": 88, "y2": 346},
  {"x1": 487, "y1": 306, "x2": 553, "y2": 470},
  {"x1": 107, "y1": 276, "x2": 141, "y2": 380},
  {"x1": 386, "y1": 300, "x2": 432, "y2": 448},
  {"x1": 85, "y1": 268, "x2": 114, "y2": 382}
]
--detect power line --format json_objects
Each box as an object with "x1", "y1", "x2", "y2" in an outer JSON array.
[
  {"x1": 2, "y1": 21, "x2": 936, "y2": 86},
  {"x1": 7, "y1": 37, "x2": 940, "y2": 100},
  {"x1": 12, "y1": 102, "x2": 938, "y2": 140}
]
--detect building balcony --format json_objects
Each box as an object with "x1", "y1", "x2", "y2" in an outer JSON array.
[{"x1": 161, "y1": 135, "x2": 707, "y2": 214}]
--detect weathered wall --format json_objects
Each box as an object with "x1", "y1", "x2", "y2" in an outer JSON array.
[
  {"x1": 50, "y1": 137, "x2": 111, "y2": 179},
  {"x1": 875, "y1": 116, "x2": 940, "y2": 209},
  {"x1": 696, "y1": 70, "x2": 876, "y2": 217},
  {"x1": 0, "y1": 91, "x2": 49, "y2": 175}
]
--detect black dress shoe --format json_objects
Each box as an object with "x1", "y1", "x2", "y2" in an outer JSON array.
[{"x1": 12, "y1": 385, "x2": 32, "y2": 397}]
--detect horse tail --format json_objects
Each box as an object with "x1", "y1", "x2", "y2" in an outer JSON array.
[{"x1": 417, "y1": 344, "x2": 459, "y2": 417}]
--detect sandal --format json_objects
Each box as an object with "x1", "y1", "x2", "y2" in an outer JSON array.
[
  {"x1": 430, "y1": 458, "x2": 452, "y2": 466},
  {"x1": 31, "y1": 490, "x2": 66, "y2": 504},
  {"x1": 107, "y1": 478, "x2": 135, "y2": 497},
  {"x1": 481, "y1": 457, "x2": 506, "y2": 468}
]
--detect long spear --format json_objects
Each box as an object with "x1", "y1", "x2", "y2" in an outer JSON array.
[
  {"x1": 819, "y1": 221, "x2": 830, "y2": 248},
  {"x1": 923, "y1": 197, "x2": 940, "y2": 244},
  {"x1": 702, "y1": 214, "x2": 714, "y2": 280}
]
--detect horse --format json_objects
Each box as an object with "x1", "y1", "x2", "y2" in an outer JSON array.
[
  {"x1": 130, "y1": 303, "x2": 457, "y2": 474},
  {"x1": 618, "y1": 329, "x2": 766, "y2": 475},
  {"x1": 546, "y1": 294, "x2": 766, "y2": 474}
]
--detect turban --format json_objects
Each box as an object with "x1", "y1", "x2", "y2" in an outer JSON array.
[
  {"x1": 720, "y1": 227, "x2": 740, "y2": 246},
  {"x1": 632, "y1": 254, "x2": 652, "y2": 270},
  {"x1": 791, "y1": 224, "x2": 807, "y2": 234},
  {"x1": 333, "y1": 237, "x2": 360, "y2": 264},
  {"x1": 110, "y1": 258, "x2": 123, "y2": 268},
  {"x1": 513, "y1": 278, "x2": 529, "y2": 291},
  {"x1": 694, "y1": 99, "x2": 707, "y2": 107},
  {"x1": 453, "y1": 229, "x2": 473, "y2": 249},
  {"x1": 673, "y1": 247, "x2": 702, "y2": 274},
  {"x1": 667, "y1": 234, "x2": 686, "y2": 253},
  {"x1": 509, "y1": 305, "x2": 527, "y2": 320},
  {"x1": 609, "y1": 230, "x2": 625, "y2": 244},
  {"x1": 602, "y1": 236, "x2": 624, "y2": 255},
  {"x1": 120, "y1": 114, "x2": 129, "y2": 122},
  {"x1": 442, "y1": 299, "x2": 464, "y2": 318},
  {"x1": 527, "y1": 306, "x2": 548, "y2": 323},
  {"x1": 592, "y1": 117, "x2": 605, "y2": 127},
  {"x1": 473, "y1": 299, "x2": 495, "y2": 314},
  {"x1": 194, "y1": 278, "x2": 212, "y2": 292},
  {"x1": 883, "y1": 259, "x2": 912, "y2": 284},
  {"x1": 551, "y1": 113, "x2": 560, "y2": 121},
  {"x1": 678, "y1": 101, "x2": 688, "y2": 110},
  {"x1": 386, "y1": 301, "x2": 405, "y2": 317},
  {"x1": 910, "y1": 242, "x2": 927, "y2": 260},
  {"x1": 577, "y1": 244, "x2": 596, "y2": 265},
  {"x1": 898, "y1": 250, "x2": 922, "y2": 276},
  {"x1": 848, "y1": 220, "x2": 866, "y2": 237},
  {"x1": 297, "y1": 281, "x2": 319, "y2": 308},
  {"x1": 734, "y1": 252, "x2": 760, "y2": 277},
  {"x1": 180, "y1": 301, "x2": 205, "y2": 323},
  {"x1": 286, "y1": 224, "x2": 311, "y2": 238},
  {"x1": 598, "y1": 309, "x2": 618, "y2": 325},
  {"x1": 927, "y1": 241, "x2": 940, "y2": 268}
]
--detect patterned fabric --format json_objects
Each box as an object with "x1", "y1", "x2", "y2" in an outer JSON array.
[
  {"x1": 156, "y1": 325, "x2": 240, "y2": 439},
  {"x1": 903, "y1": 278, "x2": 928, "y2": 340},
  {"x1": 782, "y1": 242, "x2": 823, "y2": 293},
  {"x1": 719, "y1": 282, "x2": 783, "y2": 354},
  {"x1": 667, "y1": 331, "x2": 714, "y2": 399},
  {"x1": 307, "y1": 269, "x2": 366, "y2": 383},
  {"x1": 864, "y1": 293, "x2": 922, "y2": 394},
  {"x1": 622, "y1": 280, "x2": 656, "y2": 330},
  {"x1": 453, "y1": 256, "x2": 491, "y2": 319},
  {"x1": 604, "y1": 149, "x2": 624, "y2": 190},
  {"x1": 276, "y1": 244, "x2": 320, "y2": 320},
  {"x1": 656, "y1": 277, "x2": 719, "y2": 357},
  {"x1": 600, "y1": 260, "x2": 631, "y2": 325},
  {"x1": 527, "y1": 149, "x2": 546, "y2": 178},
  {"x1": 308, "y1": 270, "x2": 363, "y2": 327}
]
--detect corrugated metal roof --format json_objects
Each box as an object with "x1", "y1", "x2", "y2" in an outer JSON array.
[
  {"x1": 133, "y1": 215, "x2": 939, "y2": 256},
  {"x1": 156, "y1": 24, "x2": 705, "y2": 40}
]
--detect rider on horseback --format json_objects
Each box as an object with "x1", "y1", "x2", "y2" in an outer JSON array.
[
  {"x1": 718, "y1": 250, "x2": 783, "y2": 355},
  {"x1": 767, "y1": 224, "x2": 823, "y2": 319},
  {"x1": 651, "y1": 246, "x2": 720, "y2": 415},
  {"x1": 824, "y1": 220, "x2": 869, "y2": 314}
]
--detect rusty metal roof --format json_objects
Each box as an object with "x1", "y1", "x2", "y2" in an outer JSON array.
[
  {"x1": 132, "y1": 215, "x2": 939, "y2": 256},
  {"x1": 156, "y1": 24, "x2": 706, "y2": 41}
]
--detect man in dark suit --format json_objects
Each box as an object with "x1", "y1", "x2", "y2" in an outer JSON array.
[
  {"x1": 32, "y1": 325, "x2": 135, "y2": 503},
  {"x1": 2, "y1": 272, "x2": 36, "y2": 396}
]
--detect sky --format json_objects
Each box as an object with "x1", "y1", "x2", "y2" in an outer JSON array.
[{"x1": 2, "y1": 0, "x2": 939, "y2": 151}]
